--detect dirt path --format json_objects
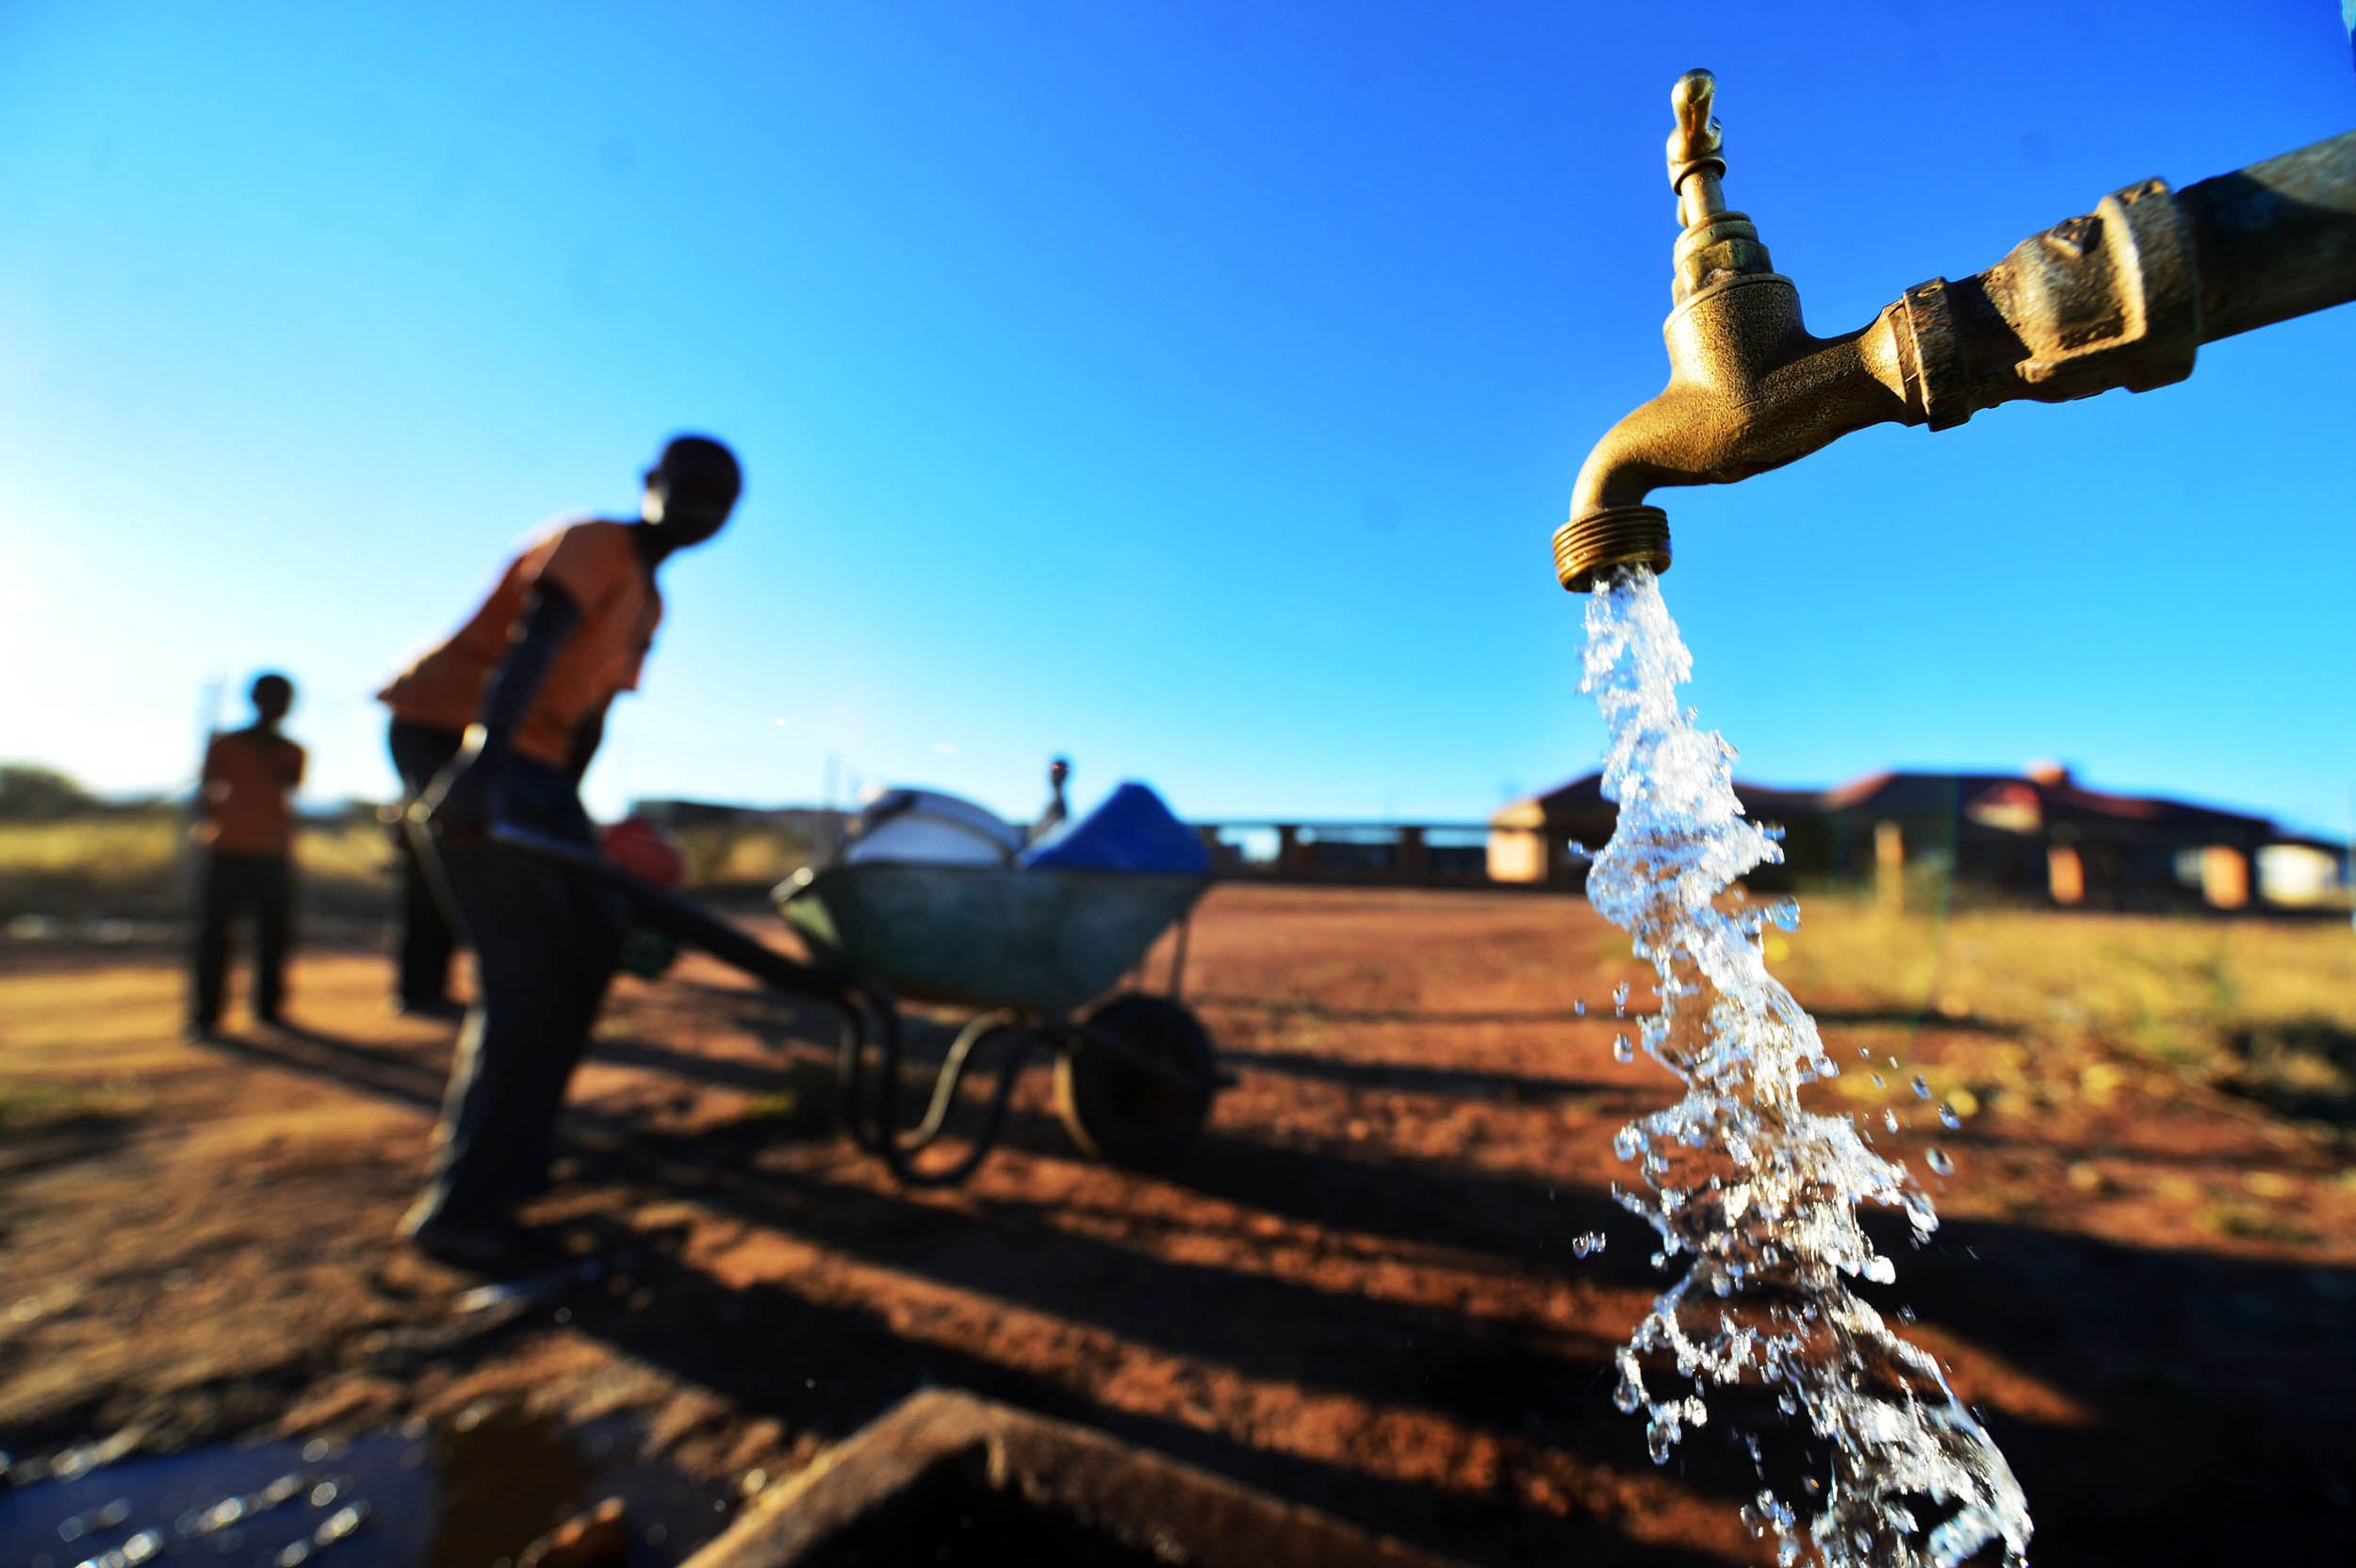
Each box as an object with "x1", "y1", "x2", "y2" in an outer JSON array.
[{"x1": 3, "y1": 887, "x2": 2351, "y2": 1564}]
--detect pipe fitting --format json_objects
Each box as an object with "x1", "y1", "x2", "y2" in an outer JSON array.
[
  {"x1": 1553, "y1": 506, "x2": 1671, "y2": 592},
  {"x1": 1891, "y1": 176, "x2": 2203, "y2": 430}
]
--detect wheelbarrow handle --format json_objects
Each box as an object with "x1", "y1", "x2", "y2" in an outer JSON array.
[
  {"x1": 484, "y1": 823, "x2": 1030, "y2": 1189},
  {"x1": 485, "y1": 823, "x2": 855, "y2": 1003}
]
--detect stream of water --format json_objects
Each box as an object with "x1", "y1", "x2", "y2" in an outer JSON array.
[{"x1": 1579, "y1": 567, "x2": 2032, "y2": 1568}]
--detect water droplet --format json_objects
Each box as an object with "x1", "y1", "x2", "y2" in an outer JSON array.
[
  {"x1": 1911, "y1": 1075, "x2": 1932, "y2": 1100},
  {"x1": 1612, "y1": 981, "x2": 1630, "y2": 1017},
  {"x1": 1857, "y1": 1045, "x2": 1872, "y2": 1059},
  {"x1": 1612, "y1": 1377, "x2": 1642, "y2": 1414},
  {"x1": 1612, "y1": 1035, "x2": 1635, "y2": 1064},
  {"x1": 1572, "y1": 1232, "x2": 1606, "y2": 1258},
  {"x1": 308, "y1": 1482, "x2": 337, "y2": 1508},
  {"x1": 1574, "y1": 999, "x2": 1586, "y2": 1017},
  {"x1": 1766, "y1": 899, "x2": 1801, "y2": 931},
  {"x1": 1883, "y1": 1108, "x2": 1900, "y2": 1133},
  {"x1": 1939, "y1": 1102, "x2": 1961, "y2": 1129},
  {"x1": 1871, "y1": 1074, "x2": 1885, "y2": 1088},
  {"x1": 315, "y1": 1503, "x2": 368, "y2": 1544},
  {"x1": 1926, "y1": 1148, "x2": 1955, "y2": 1176}
]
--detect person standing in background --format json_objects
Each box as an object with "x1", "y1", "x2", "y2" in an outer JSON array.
[{"x1": 188, "y1": 673, "x2": 305, "y2": 1038}]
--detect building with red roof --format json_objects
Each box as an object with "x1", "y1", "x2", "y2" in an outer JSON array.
[{"x1": 1489, "y1": 762, "x2": 2346, "y2": 911}]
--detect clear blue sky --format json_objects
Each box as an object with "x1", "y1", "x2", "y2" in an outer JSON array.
[{"x1": 3, "y1": 2, "x2": 2350, "y2": 833}]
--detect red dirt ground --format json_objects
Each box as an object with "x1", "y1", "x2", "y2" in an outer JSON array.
[{"x1": 3, "y1": 885, "x2": 2351, "y2": 1564}]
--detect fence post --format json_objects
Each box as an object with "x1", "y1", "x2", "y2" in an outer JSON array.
[
  {"x1": 1874, "y1": 820, "x2": 1905, "y2": 913},
  {"x1": 2047, "y1": 842, "x2": 2084, "y2": 906},
  {"x1": 1399, "y1": 825, "x2": 1430, "y2": 884}
]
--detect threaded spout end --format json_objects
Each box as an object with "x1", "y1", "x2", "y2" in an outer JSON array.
[{"x1": 1554, "y1": 506, "x2": 1671, "y2": 592}]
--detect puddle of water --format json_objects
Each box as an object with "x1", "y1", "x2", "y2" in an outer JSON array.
[{"x1": 0, "y1": 1409, "x2": 734, "y2": 1568}]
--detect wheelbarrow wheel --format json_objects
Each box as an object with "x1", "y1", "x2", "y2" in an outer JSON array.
[{"x1": 1055, "y1": 993, "x2": 1216, "y2": 1168}]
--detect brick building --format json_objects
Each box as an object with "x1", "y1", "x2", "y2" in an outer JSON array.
[{"x1": 1489, "y1": 762, "x2": 2344, "y2": 910}]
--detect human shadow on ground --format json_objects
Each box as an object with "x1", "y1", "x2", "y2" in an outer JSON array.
[
  {"x1": 1180, "y1": 1119, "x2": 2356, "y2": 1562},
  {"x1": 193, "y1": 1010, "x2": 2356, "y2": 1563},
  {"x1": 1212, "y1": 1046, "x2": 1638, "y2": 1105},
  {"x1": 189, "y1": 1023, "x2": 448, "y2": 1112},
  {"x1": 1165, "y1": 1105, "x2": 2356, "y2": 1560},
  {"x1": 535, "y1": 1198, "x2": 1725, "y2": 1568},
  {"x1": 578, "y1": 1076, "x2": 2356, "y2": 1566},
  {"x1": 1801, "y1": 1006, "x2": 2020, "y2": 1036},
  {"x1": 1186, "y1": 992, "x2": 2020, "y2": 1039},
  {"x1": 1190, "y1": 995, "x2": 1598, "y2": 1026}
]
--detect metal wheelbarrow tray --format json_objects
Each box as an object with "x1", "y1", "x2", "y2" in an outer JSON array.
[{"x1": 774, "y1": 860, "x2": 1206, "y2": 1014}]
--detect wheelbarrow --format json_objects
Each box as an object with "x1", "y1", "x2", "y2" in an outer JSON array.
[{"x1": 487, "y1": 824, "x2": 1221, "y2": 1187}]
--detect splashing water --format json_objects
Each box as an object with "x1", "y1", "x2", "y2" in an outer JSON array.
[{"x1": 1579, "y1": 568, "x2": 2030, "y2": 1568}]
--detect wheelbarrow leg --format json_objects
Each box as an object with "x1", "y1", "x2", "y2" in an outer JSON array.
[{"x1": 1165, "y1": 912, "x2": 1192, "y2": 1004}]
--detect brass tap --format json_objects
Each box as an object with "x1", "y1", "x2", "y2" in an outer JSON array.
[{"x1": 1555, "y1": 70, "x2": 2356, "y2": 592}]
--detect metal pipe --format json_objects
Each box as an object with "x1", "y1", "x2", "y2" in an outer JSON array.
[
  {"x1": 1554, "y1": 73, "x2": 2356, "y2": 592},
  {"x1": 2181, "y1": 131, "x2": 2356, "y2": 342}
]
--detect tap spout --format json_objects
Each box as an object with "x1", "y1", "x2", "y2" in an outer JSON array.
[
  {"x1": 1556, "y1": 71, "x2": 2356, "y2": 592},
  {"x1": 1557, "y1": 277, "x2": 1916, "y2": 589}
]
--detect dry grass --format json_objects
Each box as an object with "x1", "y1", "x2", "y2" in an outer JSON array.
[
  {"x1": 667, "y1": 821, "x2": 818, "y2": 891},
  {"x1": 0, "y1": 814, "x2": 395, "y2": 922},
  {"x1": 0, "y1": 812, "x2": 819, "y2": 924},
  {"x1": 1768, "y1": 891, "x2": 2356, "y2": 1127}
]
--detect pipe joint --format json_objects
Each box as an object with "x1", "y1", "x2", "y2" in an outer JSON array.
[{"x1": 1895, "y1": 177, "x2": 2204, "y2": 429}]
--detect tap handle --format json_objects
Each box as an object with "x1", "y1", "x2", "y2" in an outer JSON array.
[{"x1": 1666, "y1": 69, "x2": 1727, "y2": 226}]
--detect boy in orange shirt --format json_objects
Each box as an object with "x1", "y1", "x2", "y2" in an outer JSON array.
[
  {"x1": 384, "y1": 435, "x2": 740, "y2": 1268},
  {"x1": 189, "y1": 673, "x2": 305, "y2": 1037}
]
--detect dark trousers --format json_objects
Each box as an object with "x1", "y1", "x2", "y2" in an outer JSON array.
[
  {"x1": 388, "y1": 719, "x2": 466, "y2": 1006},
  {"x1": 412, "y1": 760, "x2": 628, "y2": 1224},
  {"x1": 191, "y1": 852, "x2": 293, "y2": 1029}
]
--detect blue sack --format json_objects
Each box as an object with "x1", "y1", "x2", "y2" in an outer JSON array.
[{"x1": 1021, "y1": 782, "x2": 1212, "y2": 874}]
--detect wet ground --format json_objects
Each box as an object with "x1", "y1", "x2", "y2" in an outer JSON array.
[
  {"x1": 2, "y1": 886, "x2": 2351, "y2": 1565},
  {"x1": 0, "y1": 1408, "x2": 730, "y2": 1567}
]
